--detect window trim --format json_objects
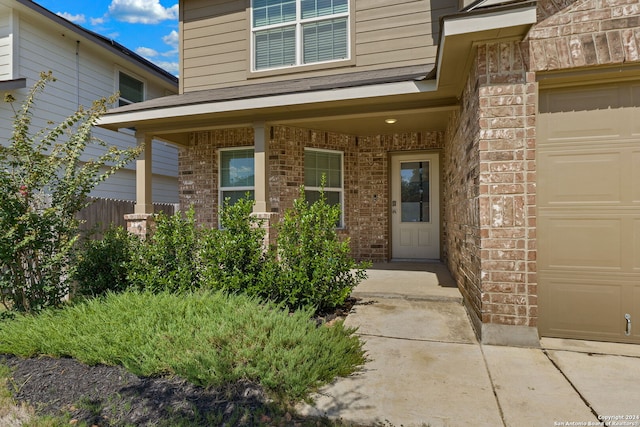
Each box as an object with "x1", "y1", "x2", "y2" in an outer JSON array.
[
  {"x1": 304, "y1": 147, "x2": 344, "y2": 228},
  {"x1": 249, "y1": 0, "x2": 353, "y2": 74},
  {"x1": 116, "y1": 68, "x2": 146, "y2": 106},
  {"x1": 218, "y1": 146, "x2": 256, "y2": 209}
]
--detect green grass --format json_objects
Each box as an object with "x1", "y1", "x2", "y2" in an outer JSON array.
[{"x1": 0, "y1": 290, "x2": 364, "y2": 403}]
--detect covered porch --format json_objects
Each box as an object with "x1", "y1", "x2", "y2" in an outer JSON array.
[{"x1": 97, "y1": 2, "x2": 540, "y2": 345}]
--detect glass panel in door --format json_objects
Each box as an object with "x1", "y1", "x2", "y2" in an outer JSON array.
[{"x1": 400, "y1": 161, "x2": 430, "y2": 223}]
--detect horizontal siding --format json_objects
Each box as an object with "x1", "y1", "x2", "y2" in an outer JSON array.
[
  {"x1": 181, "y1": 0, "x2": 457, "y2": 91},
  {"x1": 183, "y1": 0, "x2": 248, "y2": 21},
  {"x1": 182, "y1": 0, "x2": 247, "y2": 92},
  {"x1": 90, "y1": 167, "x2": 179, "y2": 203},
  {"x1": 0, "y1": 11, "x2": 11, "y2": 80},
  {"x1": 0, "y1": 35, "x2": 11, "y2": 80},
  {"x1": 0, "y1": 8, "x2": 178, "y2": 203}
]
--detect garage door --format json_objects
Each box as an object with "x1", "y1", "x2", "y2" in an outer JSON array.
[{"x1": 537, "y1": 80, "x2": 640, "y2": 344}]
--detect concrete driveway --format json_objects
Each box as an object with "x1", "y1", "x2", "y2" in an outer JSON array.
[{"x1": 298, "y1": 263, "x2": 640, "y2": 427}]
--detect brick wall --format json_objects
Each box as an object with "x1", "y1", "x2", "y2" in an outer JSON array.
[
  {"x1": 476, "y1": 40, "x2": 538, "y2": 330},
  {"x1": 179, "y1": 128, "x2": 254, "y2": 228},
  {"x1": 446, "y1": 40, "x2": 538, "y2": 336},
  {"x1": 179, "y1": 125, "x2": 443, "y2": 261},
  {"x1": 530, "y1": 0, "x2": 640, "y2": 71},
  {"x1": 443, "y1": 58, "x2": 483, "y2": 332}
]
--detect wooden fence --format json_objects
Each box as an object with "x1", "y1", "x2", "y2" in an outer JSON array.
[{"x1": 77, "y1": 198, "x2": 178, "y2": 238}]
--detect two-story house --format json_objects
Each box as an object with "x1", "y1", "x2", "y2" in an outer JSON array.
[
  {"x1": 0, "y1": 0, "x2": 179, "y2": 211},
  {"x1": 99, "y1": 0, "x2": 640, "y2": 347}
]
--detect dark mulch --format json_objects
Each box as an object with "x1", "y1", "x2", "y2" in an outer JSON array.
[{"x1": 1, "y1": 354, "x2": 283, "y2": 426}]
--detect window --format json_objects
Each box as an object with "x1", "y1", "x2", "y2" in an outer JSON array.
[
  {"x1": 304, "y1": 148, "x2": 343, "y2": 227},
  {"x1": 118, "y1": 71, "x2": 144, "y2": 106},
  {"x1": 252, "y1": 0, "x2": 349, "y2": 71},
  {"x1": 220, "y1": 148, "x2": 255, "y2": 205}
]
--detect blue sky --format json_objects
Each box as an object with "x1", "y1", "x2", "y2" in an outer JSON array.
[{"x1": 34, "y1": 0, "x2": 179, "y2": 75}]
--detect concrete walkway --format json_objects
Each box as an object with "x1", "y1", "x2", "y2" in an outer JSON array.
[{"x1": 298, "y1": 263, "x2": 640, "y2": 427}]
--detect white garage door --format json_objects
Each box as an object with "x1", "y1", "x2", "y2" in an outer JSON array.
[{"x1": 537, "y1": 80, "x2": 640, "y2": 344}]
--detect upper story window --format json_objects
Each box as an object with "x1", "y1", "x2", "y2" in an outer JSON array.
[
  {"x1": 118, "y1": 71, "x2": 145, "y2": 106},
  {"x1": 252, "y1": 0, "x2": 349, "y2": 71}
]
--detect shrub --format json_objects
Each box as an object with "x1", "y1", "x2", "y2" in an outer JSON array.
[
  {"x1": 200, "y1": 196, "x2": 267, "y2": 295},
  {"x1": 127, "y1": 207, "x2": 202, "y2": 293},
  {"x1": 0, "y1": 72, "x2": 140, "y2": 313},
  {"x1": 73, "y1": 226, "x2": 138, "y2": 297},
  {"x1": 270, "y1": 185, "x2": 369, "y2": 313},
  {"x1": 0, "y1": 290, "x2": 366, "y2": 402}
]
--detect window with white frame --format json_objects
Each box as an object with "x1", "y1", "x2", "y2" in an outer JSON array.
[
  {"x1": 304, "y1": 148, "x2": 343, "y2": 227},
  {"x1": 251, "y1": 0, "x2": 349, "y2": 71},
  {"x1": 118, "y1": 71, "x2": 144, "y2": 106},
  {"x1": 220, "y1": 148, "x2": 255, "y2": 205}
]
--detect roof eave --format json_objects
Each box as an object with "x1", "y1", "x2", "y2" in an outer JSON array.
[{"x1": 435, "y1": 1, "x2": 537, "y2": 97}]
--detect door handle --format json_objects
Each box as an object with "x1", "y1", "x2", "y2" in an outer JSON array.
[{"x1": 625, "y1": 314, "x2": 631, "y2": 336}]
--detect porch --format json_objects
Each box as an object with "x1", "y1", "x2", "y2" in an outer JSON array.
[{"x1": 352, "y1": 261, "x2": 461, "y2": 302}]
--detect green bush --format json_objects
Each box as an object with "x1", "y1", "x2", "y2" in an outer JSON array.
[
  {"x1": 0, "y1": 290, "x2": 365, "y2": 402},
  {"x1": 200, "y1": 197, "x2": 267, "y2": 295},
  {"x1": 73, "y1": 226, "x2": 138, "y2": 297},
  {"x1": 67, "y1": 187, "x2": 369, "y2": 314},
  {"x1": 270, "y1": 186, "x2": 369, "y2": 313},
  {"x1": 127, "y1": 207, "x2": 202, "y2": 293},
  {"x1": 0, "y1": 72, "x2": 140, "y2": 313}
]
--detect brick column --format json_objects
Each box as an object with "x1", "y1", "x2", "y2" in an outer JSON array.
[
  {"x1": 124, "y1": 213, "x2": 155, "y2": 238},
  {"x1": 476, "y1": 41, "x2": 538, "y2": 346},
  {"x1": 251, "y1": 212, "x2": 279, "y2": 249}
]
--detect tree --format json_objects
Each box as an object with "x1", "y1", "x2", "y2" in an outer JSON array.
[{"x1": 0, "y1": 71, "x2": 141, "y2": 313}]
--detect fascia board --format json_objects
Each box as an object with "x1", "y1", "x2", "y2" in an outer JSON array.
[
  {"x1": 443, "y1": 5, "x2": 537, "y2": 37},
  {"x1": 98, "y1": 80, "x2": 439, "y2": 128}
]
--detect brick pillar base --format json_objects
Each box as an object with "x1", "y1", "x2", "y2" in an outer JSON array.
[
  {"x1": 251, "y1": 212, "x2": 279, "y2": 249},
  {"x1": 124, "y1": 213, "x2": 155, "y2": 238}
]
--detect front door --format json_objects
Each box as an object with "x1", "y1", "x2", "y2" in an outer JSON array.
[{"x1": 391, "y1": 152, "x2": 440, "y2": 260}]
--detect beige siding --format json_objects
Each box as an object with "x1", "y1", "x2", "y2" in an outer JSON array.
[{"x1": 181, "y1": 0, "x2": 457, "y2": 92}]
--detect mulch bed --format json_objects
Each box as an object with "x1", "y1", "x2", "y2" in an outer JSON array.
[
  {"x1": 2, "y1": 354, "x2": 278, "y2": 426},
  {"x1": 0, "y1": 297, "x2": 361, "y2": 426}
]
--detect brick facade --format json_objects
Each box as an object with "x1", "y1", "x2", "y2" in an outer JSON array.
[
  {"x1": 179, "y1": 128, "x2": 254, "y2": 227},
  {"x1": 443, "y1": 59, "x2": 483, "y2": 334},
  {"x1": 531, "y1": 0, "x2": 640, "y2": 72},
  {"x1": 178, "y1": 126, "x2": 443, "y2": 261}
]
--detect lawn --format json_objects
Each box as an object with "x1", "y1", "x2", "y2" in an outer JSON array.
[{"x1": 0, "y1": 290, "x2": 366, "y2": 425}]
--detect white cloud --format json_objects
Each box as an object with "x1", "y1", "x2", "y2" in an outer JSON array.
[
  {"x1": 108, "y1": 0, "x2": 178, "y2": 24},
  {"x1": 152, "y1": 60, "x2": 179, "y2": 75},
  {"x1": 136, "y1": 47, "x2": 159, "y2": 57},
  {"x1": 162, "y1": 30, "x2": 179, "y2": 50},
  {"x1": 91, "y1": 16, "x2": 106, "y2": 26},
  {"x1": 57, "y1": 12, "x2": 86, "y2": 24}
]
